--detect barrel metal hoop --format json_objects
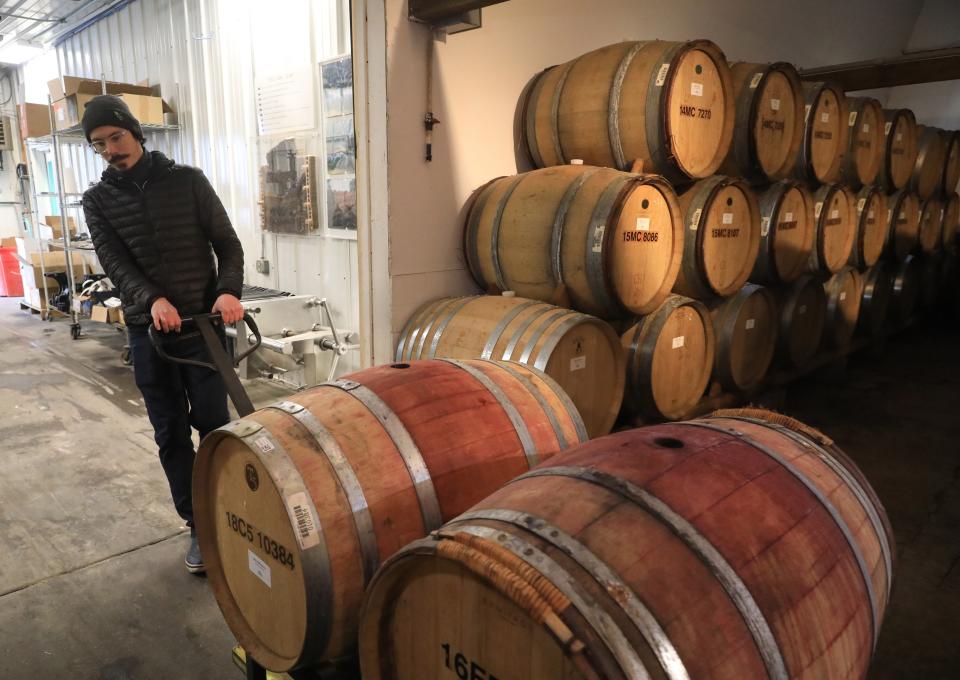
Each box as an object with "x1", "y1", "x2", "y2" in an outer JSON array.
[
  {"x1": 439, "y1": 359, "x2": 540, "y2": 469},
  {"x1": 482, "y1": 299, "x2": 542, "y2": 360},
  {"x1": 510, "y1": 465, "x2": 790, "y2": 680},
  {"x1": 413, "y1": 297, "x2": 460, "y2": 360},
  {"x1": 502, "y1": 306, "x2": 552, "y2": 361},
  {"x1": 518, "y1": 308, "x2": 575, "y2": 365},
  {"x1": 550, "y1": 61, "x2": 576, "y2": 164},
  {"x1": 267, "y1": 402, "x2": 380, "y2": 587},
  {"x1": 453, "y1": 523, "x2": 652, "y2": 679},
  {"x1": 608, "y1": 42, "x2": 645, "y2": 170},
  {"x1": 463, "y1": 180, "x2": 498, "y2": 288},
  {"x1": 683, "y1": 177, "x2": 725, "y2": 299},
  {"x1": 327, "y1": 382, "x2": 443, "y2": 532},
  {"x1": 396, "y1": 299, "x2": 439, "y2": 362},
  {"x1": 427, "y1": 296, "x2": 479, "y2": 359},
  {"x1": 686, "y1": 419, "x2": 880, "y2": 648},
  {"x1": 646, "y1": 42, "x2": 686, "y2": 182},
  {"x1": 584, "y1": 176, "x2": 631, "y2": 316},
  {"x1": 491, "y1": 176, "x2": 527, "y2": 292},
  {"x1": 458, "y1": 508, "x2": 691, "y2": 680},
  {"x1": 739, "y1": 65, "x2": 769, "y2": 180},
  {"x1": 525, "y1": 70, "x2": 550, "y2": 169},
  {"x1": 508, "y1": 361, "x2": 589, "y2": 443},
  {"x1": 551, "y1": 168, "x2": 598, "y2": 285},
  {"x1": 490, "y1": 361, "x2": 569, "y2": 449},
  {"x1": 532, "y1": 313, "x2": 591, "y2": 372}
]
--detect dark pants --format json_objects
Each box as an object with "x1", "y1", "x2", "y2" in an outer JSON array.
[{"x1": 128, "y1": 324, "x2": 230, "y2": 530}]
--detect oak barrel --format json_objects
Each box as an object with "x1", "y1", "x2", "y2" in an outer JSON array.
[
  {"x1": 463, "y1": 166, "x2": 684, "y2": 317},
  {"x1": 708, "y1": 283, "x2": 777, "y2": 392},
  {"x1": 359, "y1": 411, "x2": 894, "y2": 680},
  {"x1": 396, "y1": 295, "x2": 625, "y2": 437},
  {"x1": 620, "y1": 295, "x2": 714, "y2": 420},
  {"x1": 848, "y1": 185, "x2": 888, "y2": 270},
  {"x1": 193, "y1": 358, "x2": 587, "y2": 671},
  {"x1": 940, "y1": 130, "x2": 960, "y2": 195},
  {"x1": 775, "y1": 275, "x2": 827, "y2": 368},
  {"x1": 750, "y1": 180, "x2": 815, "y2": 284},
  {"x1": 918, "y1": 196, "x2": 944, "y2": 255},
  {"x1": 881, "y1": 109, "x2": 919, "y2": 191},
  {"x1": 941, "y1": 192, "x2": 959, "y2": 251},
  {"x1": 672, "y1": 175, "x2": 761, "y2": 299},
  {"x1": 911, "y1": 125, "x2": 948, "y2": 200},
  {"x1": 858, "y1": 264, "x2": 893, "y2": 337},
  {"x1": 794, "y1": 81, "x2": 849, "y2": 184},
  {"x1": 719, "y1": 62, "x2": 804, "y2": 183},
  {"x1": 840, "y1": 97, "x2": 885, "y2": 188},
  {"x1": 890, "y1": 254, "x2": 921, "y2": 324},
  {"x1": 523, "y1": 40, "x2": 735, "y2": 183},
  {"x1": 886, "y1": 189, "x2": 921, "y2": 261},
  {"x1": 823, "y1": 267, "x2": 864, "y2": 347},
  {"x1": 808, "y1": 184, "x2": 855, "y2": 276}
]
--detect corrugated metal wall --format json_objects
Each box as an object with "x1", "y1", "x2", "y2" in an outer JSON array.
[{"x1": 49, "y1": 0, "x2": 360, "y2": 375}]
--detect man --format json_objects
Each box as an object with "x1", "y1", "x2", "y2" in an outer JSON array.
[{"x1": 81, "y1": 95, "x2": 244, "y2": 574}]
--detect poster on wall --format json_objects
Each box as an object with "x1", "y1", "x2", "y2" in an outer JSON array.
[
  {"x1": 320, "y1": 55, "x2": 356, "y2": 233},
  {"x1": 255, "y1": 69, "x2": 315, "y2": 135}
]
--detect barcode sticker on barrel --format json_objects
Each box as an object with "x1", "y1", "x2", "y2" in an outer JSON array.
[
  {"x1": 655, "y1": 63, "x2": 670, "y2": 86},
  {"x1": 690, "y1": 208, "x2": 702, "y2": 230},
  {"x1": 723, "y1": 212, "x2": 734, "y2": 225},
  {"x1": 885, "y1": 122, "x2": 892, "y2": 135},
  {"x1": 840, "y1": 292, "x2": 847, "y2": 301},
  {"x1": 831, "y1": 209, "x2": 839, "y2": 219},
  {"x1": 287, "y1": 492, "x2": 320, "y2": 550},
  {"x1": 750, "y1": 72, "x2": 763, "y2": 88},
  {"x1": 761, "y1": 216, "x2": 771, "y2": 236},
  {"x1": 862, "y1": 123, "x2": 870, "y2": 133},
  {"x1": 799, "y1": 305, "x2": 807, "y2": 314},
  {"x1": 849, "y1": 111, "x2": 858, "y2": 126},
  {"x1": 785, "y1": 212, "x2": 794, "y2": 222},
  {"x1": 746, "y1": 318, "x2": 756, "y2": 330},
  {"x1": 868, "y1": 210, "x2": 874, "y2": 219},
  {"x1": 570, "y1": 356, "x2": 586, "y2": 371},
  {"x1": 636, "y1": 217, "x2": 651, "y2": 231},
  {"x1": 592, "y1": 224, "x2": 605, "y2": 252},
  {"x1": 770, "y1": 98, "x2": 780, "y2": 111},
  {"x1": 672, "y1": 336, "x2": 685, "y2": 349},
  {"x1": 821, "y1": 112, "x2": 830, "y2": 123},
  {"x1": 691, "y1": 82, "x2": 703, "y2": 96},
  {"x1": 249, "y1": 550, "x2": 271, "y2": 588},
  {"x1": 896, "y1": 133, "x2": 902, "y2": 142},
  {"x1": 254, "y1": 436, "x2": 274, "y2": 454},
  {"x1": 815, "y1": 202, "x2": 823, "y2": 218}
]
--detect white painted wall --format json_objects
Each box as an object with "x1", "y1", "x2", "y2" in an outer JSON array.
[{"x1": 381, "y1": 0, "x2": 930, "y2": 357}]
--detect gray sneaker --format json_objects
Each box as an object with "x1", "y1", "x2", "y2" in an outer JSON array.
[{"x1": 185, "y1": 536, "x2": 205, "y2": 574}]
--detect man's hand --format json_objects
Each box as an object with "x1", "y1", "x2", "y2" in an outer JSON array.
[
  {"x1": 212, "y1": 293, "x2": 244, "y2": 324},
  {"x1": 151, "y1": 297, "x2": 182, "y2": 333}
]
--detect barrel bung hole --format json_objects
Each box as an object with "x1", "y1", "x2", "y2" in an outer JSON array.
[
  {"x1": 695, "y1": 64, "x2": 703, "y2": 75},
  {"x1": 391, "y1": 363, "x2": 411, "y2": 369},
  {"x1": 654, "y1": 437, "x2": 685, "y2": 449},
  {"x1": 642, "y1": 199, "x2": 650, "y2": 209},
  {"x1": 726, "y1": 197, "x2": 734, "y2": 207}
]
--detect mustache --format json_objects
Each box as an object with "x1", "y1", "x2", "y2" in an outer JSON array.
[{"x1": 108, "y1": 154, "x2": 129, "y2": 164}]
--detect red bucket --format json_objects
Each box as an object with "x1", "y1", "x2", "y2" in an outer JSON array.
[{"x1": 0, "y1": 247, "x2": 24, "y2": 297}]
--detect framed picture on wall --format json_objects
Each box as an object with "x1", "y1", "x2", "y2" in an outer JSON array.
[{"x1": 320, "y1": 54, "x2": 356, "y2": 236}]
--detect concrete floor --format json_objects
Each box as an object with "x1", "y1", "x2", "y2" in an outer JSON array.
[{"x1": 0, "y1": 296, "x2": 957, "y2": 679}]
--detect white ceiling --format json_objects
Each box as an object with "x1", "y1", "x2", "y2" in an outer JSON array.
[{"x1": 0, "y1": 0, "x2": 124, "y2": 46}]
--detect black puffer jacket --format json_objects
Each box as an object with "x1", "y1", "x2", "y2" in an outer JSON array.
[{"x1": 83, "y1": 151, "x2": 244, "y2": 326}]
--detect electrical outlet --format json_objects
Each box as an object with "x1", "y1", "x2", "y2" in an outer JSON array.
[{"x1": 256, "y1": 258, "x2": 270, "y2": 274}]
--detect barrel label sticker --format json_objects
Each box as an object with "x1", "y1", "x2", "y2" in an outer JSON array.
[
  {"x1": 672, "y1": 335, "x2": 685, "y2": 349},
  {"x1": 750, "y1": 72, "x2": 763, "y2": 88},
  {"x1": 805, "y1": 104, "x2": 811, "y2": 120},
  {"x1": 570, "y1": 356, "x2": 587, "y2": 371},
  {"x1": 868, "y1": 210, "x2": 875, "y2": 220},
  {"x1": 723, "y1": 212, "x2": 734, "y2": 225},
  {"x1": 761, "y1": 216, "x2": 771, "y2": 236},
  {"x1": 862, "y1": 123, "x2": 870, "y2": 133},
  {"x1": 248, "y1": 549, "x2": 272, "y2": 587},
  {"x1": 655, "y1": 63, "x2": 670, "y2": 86},
  {"x1": 770, "y1": 98, "x2": 780, "y2": 111},
  {"x1": 287, "y1": 492, "x2": 321, "y2": 550},
  {"x1": 690, "y1": 208, "x2": 702, "y2": 230},
  {"x1": 896, "y1": 132, "x2": 902, "y2": 142},
  {"x1": 784, "y1": 212, "x2": 794, "y2": 222},
  {"x1": 900, "y1": 211, "x2": 906, "y2": 220},
  {"x1": 635, "y1": 217, "x2": 651, "y2": 232},
  {"x1": 849, "y1": 111, "x2": 858, "y2": 126},
  {"x1": 254, "y1": 436, "x2": 274, "y2": 454},
  {"x1": 840, "y1": 292, "x2": 847, "y2": 301},
  {"x1": 691, "y1": 82, "x2": 703, "y2": 97},
  {"x1": 799, "y1": 304, "x2": 807, "y2": 314},
  {"x1": 858, "y1": 198, "x2": 866, "y2": 212},
  {"x1": 885, "y1": 121, "x2": 892, "y2": 135},
  {"x1": 592, "y1": 224, "x2": 606, "y2": 253},
  {"x1": 746, "y1": 318, "x2": 756, "y2": 330},
  {"x1": 815, "y1": 202, "x2": 823, "y2": 219},
  {"x1": 831, "y1": 209, "x2": 839, "y2": 220},
  {"x1": 820, "y1": 112, "x2": 830, "y2": 123}
]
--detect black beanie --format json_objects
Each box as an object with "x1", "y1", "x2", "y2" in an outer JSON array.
[{"x1": 81, "y1": 95, "x2": 144, "y2": 143}]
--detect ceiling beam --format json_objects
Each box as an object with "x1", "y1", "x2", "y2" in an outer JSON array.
[
  {"x1": 800, "y1": 47, "x2": 960, "y2": 91},
  {"x1": 408, "y1": 0, "x2": 508, "y2": 24}
]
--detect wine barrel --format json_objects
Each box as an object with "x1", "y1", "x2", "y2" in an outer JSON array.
[
  {"x1": 909, "y1": 125, "x2": 948, "y2": 200},
  {"x1": 858, "y1": 263, "x2": 893, "y2": 337},
  {"x1": 672, "y1": 176, "x2": 761, "y2": 299},
  {"x1": 840, "y1": 97, "x2": 885, "y2": 188},
  {"x1": 750, "y1": 180, "x2": 815, "y2": 284},
  {"x1": 919, "y1": 253, "x2": 944, "y2": 312},
  {"x1": 708, "y1": 283, "x2": 777, "y2": 392},
  {"x1": 359, "y1": 411, "x2": 894, "y2": 680},
  {"x1": 941, "y1": 192, "x2": 959, "y2": 251},
  {"x1": 885, "y1": 189, "x2": 921, "y2": 261},
  {"x1": 620, "y1": 295, "x2": 714, "y2": 420},
  {"x1": 396, "y1": 295, "x2": 624, "y2": 437},
  {"x1": 890, "y1": 254, "x2": 921, "y2": 324},
  {"x1": 823, "y1": 267, "x2": 864, "y2": 347},
  {"x1": 918, "y1": 196, "x2": 944, "y2": 255},
  {"x1": 794, "y1": 81, "x2": 849, "y2": 184},
  {"x1": 463, "y1": 166, "x2": 683, "y2": 317},
  {"x1": 719, "y1": 62, "x2": 804, "y2": 183},
  {"x1": 940, "y1": 130, "x2": 960, "y2": 195},
  {"x1": 808, "y1": 184, "x2": 855, "y2": 275},
  {"x1": 848, "y1": 186, "x2": 887, "y2": 270},
  {"x1": 193, "y1": 358, "x2": 587, "y2": 671},
  {"x1": 775, "y1": 275, "x2": 827, "y2": 367},
  {"x1": 523, "y1": 40, "x2": 735, "y2": 183},
  {"x1": 881, "y1": 109, "x2": 919, "y2": 191}
]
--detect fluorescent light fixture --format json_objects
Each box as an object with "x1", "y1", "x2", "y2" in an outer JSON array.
[{"x1": 0, "y1": 38, "x2": 45, "y2": 65}]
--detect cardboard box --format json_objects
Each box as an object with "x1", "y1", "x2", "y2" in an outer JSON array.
[
  {"x1": 48, "y1": 76, "x2": 154, "y2": 102},
  {"x1": 18, "y1": 103, "x2": 51, "y2": 139},
  {"x1": 49, "y1": 77, "x2": 170, "y2": 130},
  {"x1": 38, "y1": 216, "x2": 79, "y2": 241},
  {"x1": 1, "y1": 237, "x2": 18, "y2": 249},
  {"x1": 90, "y1": 305, "x2": 121, "y2": 324},
  {"x1": 18, "y1": 251, "x2": 87, "y2": 291}
]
